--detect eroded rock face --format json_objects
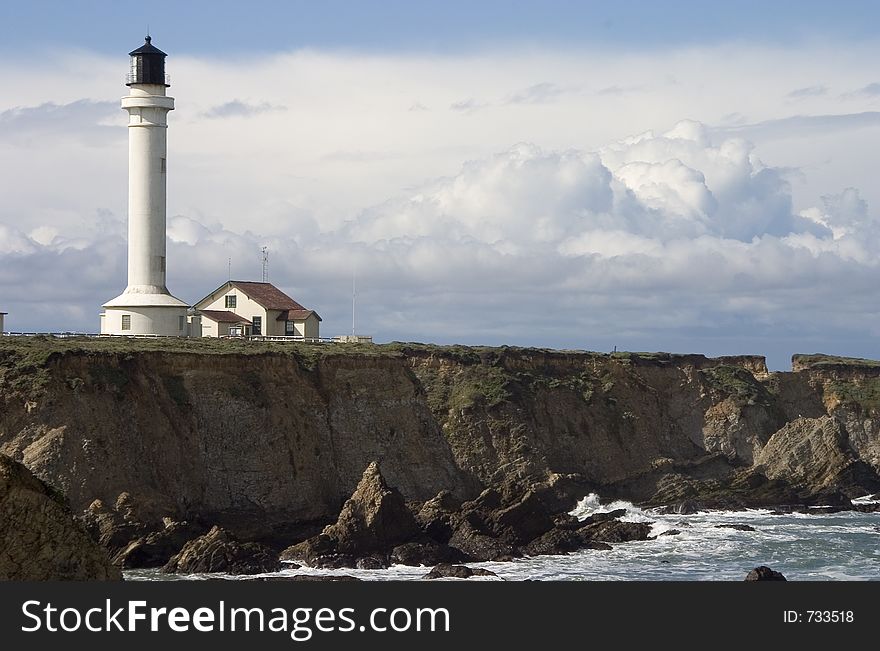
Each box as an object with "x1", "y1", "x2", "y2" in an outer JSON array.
[
  {"x1": 162, "y1": 526, "x2": 281, "y2": 575},
  {"x1": 3, "y1": 341, "x2": 880, "y2": 555},
  {"x1": 0, "y1": 454, "x2": 120, "y2": 580},
  {"x1": 755, "y1": 416, "x2": 880, "y2": 497}
]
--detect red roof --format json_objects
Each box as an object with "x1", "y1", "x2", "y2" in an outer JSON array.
[
  {"x1": 276, "y1": 309, "x2": 321, "y2": 322},
  {"x1": 228, "y1": 281, "x2": 307, "y2": 311},
  {"x1": 199, "y1": 310, "x2": 251, "y2": 324}
]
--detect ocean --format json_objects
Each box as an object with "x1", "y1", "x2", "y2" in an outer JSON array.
[{"x1": 127, "y1": 493, "x2": 880, "y2": 582}]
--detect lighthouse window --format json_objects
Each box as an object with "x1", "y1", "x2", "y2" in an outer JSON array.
[
  {"x1": 160, "y1": 158, "x2": 166, "y2": 173},
  {"x1": 225, "y1": 295, "x2": 237, "y2": 309},
  {"x1": 121, "y1": 315, "x2": 131, "y2": 331}
]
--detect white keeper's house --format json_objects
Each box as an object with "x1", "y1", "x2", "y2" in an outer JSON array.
[{"x1": 194, "y1": 281, "x2": 321, "y2": 339}]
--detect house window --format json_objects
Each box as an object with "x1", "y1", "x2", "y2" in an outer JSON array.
[
  {"x1": 225, "y1": 295, "x2": 236, "y2": 309},
  {"x1": 252, "y1": 316, "x2": 262, "y2": 335},
  {"x1": 121, "y1": 315, "x2": 131, "y2": 331},
  {"x1": 178, "y1": 315, "x2": 185, "y2": 331},
  {"x1": 285, "y1": 320, "x2": 295, "y2": 335},
  {"x1": 229, "y1": 326, "x2": 242, "y2": 337}
]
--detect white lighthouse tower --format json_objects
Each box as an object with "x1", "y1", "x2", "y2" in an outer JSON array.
[{"x1": 100, "y1": 36, "x2": 189, "y2": 336}]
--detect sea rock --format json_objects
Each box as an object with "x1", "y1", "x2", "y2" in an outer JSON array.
[
  {"x1": 390, "y1": 541, "x2": 469, "y2": 566},
  {"x1": 280, "y1": 462, "x2": 421, "y2": 568},
  {"x1": 321, "y1": 461, "x2": 421, "y2": 553},
  {"x1": 715, "y1": 524, "x2": 756, "y2": 532},
  {"x1": 422, "y1": 563, "x2": 499, "y2": 580},
  {"x1": 580, "y1": 509, "x2": 627, "y2": 525},
  {"x1": 658, "y1": 529, "x2": 681, "y2": 537},
  {"x1": 0, "y1": 454, "x2": 121, "y2": 580},
  {"x1": 482, "y1": 488, "x2": 556, "y2": 545},
  {"x1": 523, "y1": 528, "x2": 612, "y2": 555},
  {"x1": 162, "y1": 526, "x2": 281, "y2": 575},
  {"x1": 416, "y1": 490, "x2": 462, "y2": 543},
  {"x1": 447, "y1": 521, "x2": 518, "y2": 561},
  {"x1": 577, "y1": 519, "x2": 652, "y2": 543},
  {"x1": 113, "y1": 520, "x2": 208, "y2": 568},
  {"x1": 81, "y1": 494, "x2": 152, "y2": 555},
  {"x1": 745, "y1": 566, "x2": 787, "y2": 581}
]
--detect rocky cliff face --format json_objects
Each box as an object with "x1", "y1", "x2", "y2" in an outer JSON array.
[
  {"x1": 1, "y1": 339, "x2": 879, "y2": 546},
  {"x1": 0, "y1": 454, "x2": 120, "y2": 580}
]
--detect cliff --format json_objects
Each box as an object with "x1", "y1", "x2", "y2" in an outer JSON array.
[{"x1": 1, "y1": 337, "x2": 879, "y2": 546}]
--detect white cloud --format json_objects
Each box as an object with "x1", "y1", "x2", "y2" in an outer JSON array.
[{"x1": 3, "y1": 43, "x2": 880, "y2": 366}]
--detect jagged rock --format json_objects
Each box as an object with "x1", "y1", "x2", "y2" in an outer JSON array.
[
  {"x1": 81, "y1": 494, "x2": 152, "y2": 555},
  {"x1": 0, "y1": 454, "x2": 121, "y2": 580},
  {"x1": 658, "y1": 529, "x2": 681, "y2": 537},
  {"x1": 551, "y1": 513, "x2": 584, "y2": 530},
  {"x1": 447, "y1": 521, "x2": 518, "y2": 561},
  {"x1": 390, "y1": 541, "x2": 470, "y2": 566},
  {"x1": 280, "y1": 462, "x2": 421, "y2": 568},
  {"x1": 416, "y1": 490, "x2": 462, "y2": 543},
  {"x1": 355, "y1": 555, "x2": 388, "y2": 570},
  {"x1": 578, "y1": 519, "x2": 652, "y2": 543},
  {"x1": 162, "y1": 526, "x2": 281, "y2": 575},
  {"x1": 322, "y1": 461, "x2": 420, "y2": 551},
  {"x1": 483, "y1": 489, "x2": 556, "y2": 545},
  {"x1": 715, "y1": 524, "x2": 756, "y2": 532},
  {"x1": 113, "y1": 520, "x2": 208, "y2": 568},
  {"x1": 745, "y1": 566, "x2": 787, "y2": 581},
  {"x1": 422, "y1": 563, "x2": 499, "y2": 580},
  {"x1": 580, "y1": 509, "x2": 627, "y2": 525},
  {"x1": 523, "y1": 528, "x2": 612, "y2": 555}
]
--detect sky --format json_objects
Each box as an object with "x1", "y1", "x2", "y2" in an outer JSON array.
[{"x1": 2, "y1": 1, "x2": 880, "y2": 369}]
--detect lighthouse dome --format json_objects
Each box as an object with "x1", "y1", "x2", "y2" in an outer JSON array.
[{"x1": 127, "y1": 36, "x2": 169, "y2": 87}]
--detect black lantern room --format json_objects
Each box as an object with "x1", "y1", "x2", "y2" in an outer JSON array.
[{"x1": 127, "y1": 36, "x2": 169, "y2": 87}]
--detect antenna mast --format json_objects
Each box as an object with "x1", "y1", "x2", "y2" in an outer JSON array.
[
  {"x1": 261, "y1": 246, "x2": 269, "y2": 282},
  {"x1": 351, "y1": 264, "x2": 356, "y2": 336}
]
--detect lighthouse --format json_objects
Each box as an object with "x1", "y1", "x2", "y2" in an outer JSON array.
[{"x1": 100, "y1": 36, "x2": 190, "y2": 336}]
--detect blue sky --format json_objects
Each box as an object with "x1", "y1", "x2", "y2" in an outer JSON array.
[
  {"x1": 2, "y1": 2, "x2": 880, "y2": 369},
  {"x1": 3, "y1": 0, "x2": 880, "y2": 56}
]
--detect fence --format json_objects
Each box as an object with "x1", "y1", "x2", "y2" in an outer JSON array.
[{"x1": 1, "y1": 331, "x2": 372, "y2": 344}]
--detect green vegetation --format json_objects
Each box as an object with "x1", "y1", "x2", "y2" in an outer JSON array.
[
  {"x1": 793, "y1": 353, "x2": 880, "y2": 370},
  {"x1": 828, "y1": 378, "x2": 880, "y2": 413},
  {"x1": 700, "y1": 365, "x2": 770, "y2": 406}
]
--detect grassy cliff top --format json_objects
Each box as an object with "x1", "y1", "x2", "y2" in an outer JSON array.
[{"x1": 792, "y1": 353, "x2": 880, "y2": 371}]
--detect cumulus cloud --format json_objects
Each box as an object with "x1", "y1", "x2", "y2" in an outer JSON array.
[{"x1": 4, "y1": 44, "x2": 880, "y2": 365}]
